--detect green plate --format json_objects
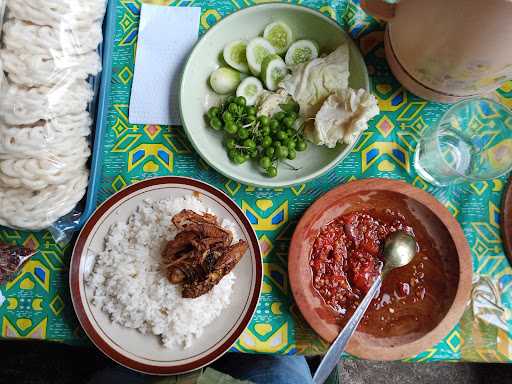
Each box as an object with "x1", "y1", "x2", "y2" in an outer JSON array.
[{"x1": 180, "y1": 3, "x2": 369, "y2": 187}]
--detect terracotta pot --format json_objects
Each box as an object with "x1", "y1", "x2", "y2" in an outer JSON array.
[
  {"x1": 501, "y1": 177, "x2": 512, "y2": 264},
  {"x1": 289, "y1": 179, "x2": 472, "y2": 360}
]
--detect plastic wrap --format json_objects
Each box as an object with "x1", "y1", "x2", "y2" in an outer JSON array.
[
  {"x1": 0, "y1": 0, "x2": 107, "y2": 238},
  {"x1": 460, "y1": 274, "x2": 511, "y2": 362}
]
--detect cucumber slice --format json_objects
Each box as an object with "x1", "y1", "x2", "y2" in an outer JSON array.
[
  {"x1": 261, "y1": 54, "x2": 288, "y2": 91},
  {"x1": 263, "y1": 21, "x2": 293, "y2": 55},
  {"x1": 209, "y1": 67, "x2": 241, "y2": 95},
  {"x1": 285, "y1": 39, "x2": 319, "y2": 66},
  {"x1": 223, "y1": 40, "x2": 249, "y2": 73},
  {"x1": 246, "y1": 37, "x2": 276, "y2": 76},
  {"x1": 236, "y1": 76, "x2": 263, "y2": 106}
]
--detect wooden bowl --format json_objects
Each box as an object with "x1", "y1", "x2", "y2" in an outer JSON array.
[{"x1": 289, "y1": 179, "x2": 472, "y2": 360}]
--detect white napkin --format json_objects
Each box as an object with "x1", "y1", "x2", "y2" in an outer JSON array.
[{"x1": 129, "y1": 4, "x2": 201, "y2": 126}]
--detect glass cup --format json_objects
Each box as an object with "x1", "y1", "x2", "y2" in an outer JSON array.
[{"x1": 414, "y1": 98, "x2": 512, "y2": 187}]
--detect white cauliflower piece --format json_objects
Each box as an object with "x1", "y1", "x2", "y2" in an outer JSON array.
[
  {"x1": 306, "y1": 88, "x2": 380, "y2": 148},
  {"x1": 256, "y1": 89, "x2": 291, "y2": 117},
  {"x1": 279, "y1": 43, "x2": 350, "y2": 118}
]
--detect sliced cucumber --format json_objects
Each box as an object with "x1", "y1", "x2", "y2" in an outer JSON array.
[
  {"x1": 285, "y1": 39, "x2": 319, "y2": 66},
  {"x1": 223, "y1": 40, "x2": 249, "y2": 73},
  {"x1": 263, "y1": 21, "x2": 293, "y2": 55},
  {"x1": 236, "y1": 77, "x2": 263, "y2": 106},
  {"x1": 209, "y1": 67, "x2": 241, "y2": 95},
  {"x1": 246, "y1": 37, "x2": 276, "y2": 76},
  {"x1": 261, "y1": 54, "x2": 288, "y2": 91}
]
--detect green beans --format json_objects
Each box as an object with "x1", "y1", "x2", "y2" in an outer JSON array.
[
  {"x1": 286, "y1": 111, "x2": 298, "y2": 121},
  {"x1": 262, "y1": 136, "x2": 273, "y2": 148},
  {"x1": 222, "y1": 111, "x2": 233, "y2": 122},
  {"x1": 247, "y1": 106, "x2": 257, "y2": 116},
  {"x1": 205, "y1": 96, "x2": 309, "y2": 177},
  {"x1": 228, "y1": 148, "x2": 237, "y2": 160},
  {"x1": 265, "y1": 147, "x2": 275, "y2": 157},
  {"x1": 258, "y1": 115, "x2": 270, "y2": 126},
  {"x1": 233, "y1": 153, "x2": 246, "y2": 164},
  {"x1": 259, "y1": 156, "x2": 271, "y2": 169},
  {"x1": 243, "y1": 138, "x2": 256, "y2": 149},
  {"x1": 237, "y1": 128, "x2": 249, "y2": 140},
  {"x1": 276, "y1": 146, "x2": 288, "y2": 160},
  {"x1": 207, "y1": 106, "x2": 220, "y2": 120},
  {"x1": 296, "y1": 140, "x2": 307, "y2": 151},
  {"x1": 224, "y1": 121, "x2": 238, "y2": 134},
  {"x1": 228, "y1": 103, "x2": 238, "y2": 114},
  {"x1": 276, "y1": 131, "x2": 287, "y2": 141},
  {"x1": 282, "y1": 117, "x2": 294, "y2": 128},
  {"x1": 236, "y1": 96, "x2": 246, "y2": 107},
  {"x1": 225, "y1": 137, "x2": 236, "y2": 149},
  {"x1": 246, "y1": 115, "x2": 257, "y2": 123},
  {"x1": 274, "y1": 111, "x2": 286, "y2": 121},
  {"x1": 210, "y1": 117, "x2": 222, "y2": 130},
  {"x1": 266, "y1": 166, "x2": 278, "y2": 178}
]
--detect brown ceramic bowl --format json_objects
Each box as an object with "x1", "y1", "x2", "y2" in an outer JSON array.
[
  {"x1": 501, "y1": 176, "x2": 512, "y2": 263},
  {"x1": 289, "y1": 178, "x2": 472, "y2": 360}
]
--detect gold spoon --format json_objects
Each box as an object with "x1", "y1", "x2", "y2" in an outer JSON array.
[{"x1": 313, "y1": 231, "x2": 418, "y2": 384}]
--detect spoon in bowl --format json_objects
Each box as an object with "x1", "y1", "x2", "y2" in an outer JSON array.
[{"x1": 312, "y1": 231, "x2": 418, "y2": 384}]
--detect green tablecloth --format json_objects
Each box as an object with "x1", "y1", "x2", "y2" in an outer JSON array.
[{"x1": 1, "y1": 0, "x2": 511, "y2": 362}]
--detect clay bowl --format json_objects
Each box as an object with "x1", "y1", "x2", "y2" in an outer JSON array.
[
  {"x1": 501, "y1": 176, "x2": 512, "y2": 263},
  {"x1": 289, "y1": 178, "x2": 472, "y2": 360}
]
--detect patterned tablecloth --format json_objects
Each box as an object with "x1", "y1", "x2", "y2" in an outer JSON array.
[{"x1": 1, "y1": 0, "x2": 512, "y2": 362}]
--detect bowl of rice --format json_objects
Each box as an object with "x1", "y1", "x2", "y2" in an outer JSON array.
[{"x1": 70, "y1": 177, "x2": 262, "y2": 375}]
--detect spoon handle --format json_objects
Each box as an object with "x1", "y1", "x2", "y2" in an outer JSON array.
[{"x1": 313, "y1": 275, "x2": 383, "y2": 384}]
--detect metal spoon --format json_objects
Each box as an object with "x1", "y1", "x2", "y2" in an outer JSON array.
[{"x1": 313, "y1": 231, "x2": 418, "y2": 384}]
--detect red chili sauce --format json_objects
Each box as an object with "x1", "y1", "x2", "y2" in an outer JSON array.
[{"x1": 310, "y1": 209, "x2": 443, "y2": 337}]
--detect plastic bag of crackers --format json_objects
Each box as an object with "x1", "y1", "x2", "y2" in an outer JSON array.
[{"x1": 0, "y1": 0, "x2": 107, "y2": 240}]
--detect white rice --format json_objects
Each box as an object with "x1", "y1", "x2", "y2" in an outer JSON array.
[{"x1": 86, "y1": 195, "x2": 238, "y2": 348}]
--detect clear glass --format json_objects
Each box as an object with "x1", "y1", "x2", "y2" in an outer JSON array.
[{"x1": 414, "y1": 98, "x2": 512, "y2": 187}]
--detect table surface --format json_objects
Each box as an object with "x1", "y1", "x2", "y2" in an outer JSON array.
[{"x1": 1, "y1": 0, "x2": 512, "y2": 363}]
